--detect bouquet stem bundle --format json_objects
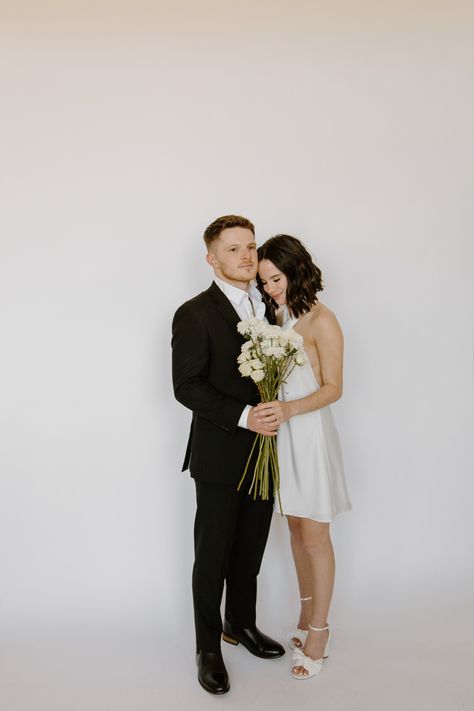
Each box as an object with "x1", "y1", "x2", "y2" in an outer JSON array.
[
  {"x1": 236, "y1": 319, "x2": 306, "y2": 514},
  {"x1": 238, "y1": 381, "x2": 285, "y2": 513}
]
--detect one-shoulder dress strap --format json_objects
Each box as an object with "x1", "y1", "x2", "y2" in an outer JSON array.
[
  {"x1": 282, "y1": 316, "x2": 298, "y2": 330},
  {"x1": 280, "y1": 306, "x2": 298, "y2": 330}
]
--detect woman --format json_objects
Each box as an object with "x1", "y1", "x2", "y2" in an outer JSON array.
[{"x1": 255, "y1": 234, "x2": 351, "y2": 680}]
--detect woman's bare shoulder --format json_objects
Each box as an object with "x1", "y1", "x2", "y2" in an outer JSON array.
[{"x1": 306, "y1": 302, "x2": 342, "y2": 337}]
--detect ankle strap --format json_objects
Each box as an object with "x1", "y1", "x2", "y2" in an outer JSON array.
[
  {"x1": 300, "y1": 596, "x2": 312, "y2": 602},
  {"x1": 308, "y1": 623, "x2": 329, "y2": 632}
]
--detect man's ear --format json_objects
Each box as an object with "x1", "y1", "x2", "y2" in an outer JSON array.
[{"x1": 206, "y1": 251, "x2": 217, "y2": 268}]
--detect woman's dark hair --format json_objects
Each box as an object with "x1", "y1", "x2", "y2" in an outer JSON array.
[{"x1": 257, "y1": 234, "x2": 323, "y2": 319}]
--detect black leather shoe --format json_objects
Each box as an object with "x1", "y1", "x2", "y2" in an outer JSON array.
[
  {"x1": 196, "y1": 651, "x2": 230, "y2": 695},
  {"x1": 222, "y1": 621, "x2": 285, "y2": 659}
]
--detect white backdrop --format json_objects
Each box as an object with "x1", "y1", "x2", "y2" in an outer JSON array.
[{"x1": 1, "y1": 0, "x2": 473, "y2": 655}]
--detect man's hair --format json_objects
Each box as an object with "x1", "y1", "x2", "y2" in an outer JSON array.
[
  {"x1": 257, "y1": 234, "x2": 324, "y2": 319},
  {"x1": 203, "y1": 215, "x2": 255, "y2": 248}
]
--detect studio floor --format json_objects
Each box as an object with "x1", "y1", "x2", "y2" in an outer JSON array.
[{"x1": 1, "y1": 596, "x2": 472, "y2": 711}]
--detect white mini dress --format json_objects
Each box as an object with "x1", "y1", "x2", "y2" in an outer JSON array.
[{"x1": 276, "y1": 314, "x2": 351, "y2": 522}]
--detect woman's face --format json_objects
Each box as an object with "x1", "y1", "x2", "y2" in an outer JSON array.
[{"x1": 258, "y1": 259, "x2": 288, "y2": 306}]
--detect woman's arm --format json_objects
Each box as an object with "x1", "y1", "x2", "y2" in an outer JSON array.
[{"x1": 254, "y1": 308, "x2": 344, "y2": 424}]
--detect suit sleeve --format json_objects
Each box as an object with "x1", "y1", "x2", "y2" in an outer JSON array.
[{"x1": 172, "y1": 302, "x2": 245, "y2": 432}]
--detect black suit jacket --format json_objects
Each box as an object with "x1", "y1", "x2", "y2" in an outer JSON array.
[{"x1": 172, "y1": 282, "x2": 264, "y2": 484}]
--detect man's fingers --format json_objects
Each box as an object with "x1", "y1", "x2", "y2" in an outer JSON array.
[{"x1": 260, "y1": 423, "x2": 278, "y2": 434}]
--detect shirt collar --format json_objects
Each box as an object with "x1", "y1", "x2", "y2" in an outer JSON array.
[
  {"x1": 248, "y1": 280, "x2": 263, "y2": 304},
  {"x1": 214, "y1": 277, "x2": 262, "y2": 306}
]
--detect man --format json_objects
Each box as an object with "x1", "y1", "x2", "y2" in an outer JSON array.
[{"x1": 172, "y1": 215, "x2": 284, "y2": 695}]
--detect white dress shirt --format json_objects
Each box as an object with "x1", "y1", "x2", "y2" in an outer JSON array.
[
  {"x1": 214, "y1": 277, "x2": 266, "y2": 321},
  {"x1": 214, "y1": 277, "x2": 266, "y2": 428}
]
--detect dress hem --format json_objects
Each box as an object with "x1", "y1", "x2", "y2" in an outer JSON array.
[{"x1": 273, "y1": 504, "x2": 352, "y2": 524}]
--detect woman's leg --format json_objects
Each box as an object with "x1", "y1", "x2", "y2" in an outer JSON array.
[
  {"x1": 287, "y1": 516, "x2": 313, "y2": 641},
  {"x1": 288, "y1": 517, "x2": 335, "y2": 674}
]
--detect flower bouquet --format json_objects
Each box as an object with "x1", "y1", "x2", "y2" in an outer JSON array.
[{"x1": 236, "y1": 317, "x2": 306, "y2": 513}]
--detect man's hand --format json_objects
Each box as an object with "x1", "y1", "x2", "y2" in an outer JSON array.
[
  {"x1": 252, "y1": 400, "x2": 291, "y2": 426},
  {"x1": 247, "y1": 405, "x2": 278, "y2": 436}
]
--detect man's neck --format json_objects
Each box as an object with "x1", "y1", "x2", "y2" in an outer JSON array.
[{"x1": 215, "y1": 274, "x2": 250, "y2": 292}]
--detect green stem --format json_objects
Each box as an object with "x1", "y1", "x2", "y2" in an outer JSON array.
[{"x1": 237, "y1": 433, "x2": 260, "y2": 491}]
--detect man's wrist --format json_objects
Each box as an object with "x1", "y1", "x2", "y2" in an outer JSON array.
[{"x1": 238, "y1": 405, "x2": 252, "y2": 429}]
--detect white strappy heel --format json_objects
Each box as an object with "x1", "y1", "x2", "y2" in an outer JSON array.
[
  {"x1": 287, "y1": 596, "x2": 311, "y2": 651},
  {"x1": 291, "y1": 624, "x2": 330, "y2": 679}
]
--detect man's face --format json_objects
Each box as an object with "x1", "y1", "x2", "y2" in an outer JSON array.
[{"x1": 206, "y1": 227, "x2": 258, "y2": 288}]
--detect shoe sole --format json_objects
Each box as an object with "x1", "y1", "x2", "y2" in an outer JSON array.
[
  {"x1": 222, "y1": 633, "x2": 285, "y2": 659},
  {"x1": 222, "y1": 633, "x2": 239, "y2": 645},
  {"x1": 197, "y1": 677, "x2": 230, "y2": 695}
]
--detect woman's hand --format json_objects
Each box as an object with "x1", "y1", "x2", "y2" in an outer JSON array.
[{"x1": 253, "y1": 400, "x2": 292, "y2": 427}]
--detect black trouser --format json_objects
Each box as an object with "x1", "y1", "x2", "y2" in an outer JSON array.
[{"x1": 192, "y1": 479, "x2": 274, "y2": 652}]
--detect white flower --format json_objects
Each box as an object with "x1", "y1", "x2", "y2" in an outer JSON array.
[
  {"x1": 251, "y1": 320, "x2": 268, "y2": 336},
  {"x1": 237, "y1": 318, "x2": 258, "y2": 336},
  {"x1": 239, "y1": 362, "x2": 253, "y2": 377},
  {"x1": 278, "y1": 331, "x2": 293, "y2": 345},
  {"x1": 237, "y1": 345, "x2": 255, "y2": 363},
  {"x1": 283, "y1": 328, "x2": 303, "y2": 346},
  {"x1": 248, "y1": 358, "x2": 264, "y2": 370},
  {"x1": 262, "y1": 325, "x2": 281, "y2": 338},
  {"x1": 261, "y1": 345, "x2": 285, "y2": 358},
  {"x1": 237, "y1": 318, "x2": 267, "y2": 338},
  {"x1": 237, "y1": 321, "x2": 250, "y2": 336},
  {"x1": 250, "y1": 369, "x2": 265, "y2": 382},
  {"x1": 295, "y1": 352, "x2": 306, "y2": 366}
]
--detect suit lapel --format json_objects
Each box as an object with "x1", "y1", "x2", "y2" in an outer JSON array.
[{"x1": 208, "y1": 281, "x2": 242, "y2": 333}]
